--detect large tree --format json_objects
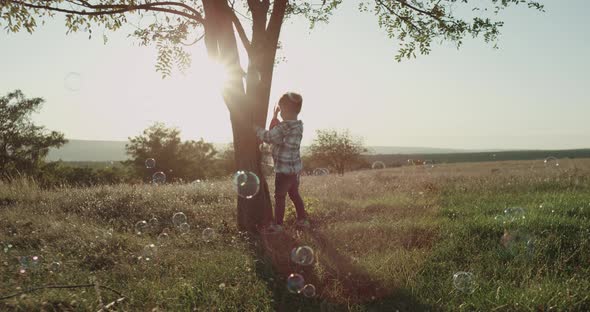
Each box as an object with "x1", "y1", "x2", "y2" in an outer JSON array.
[
  {"x1": 0, "y1": 0, "x2": 544, "y2": 231},
  {"x1": 0, "y1": 90, "x2": 67, "y2": 177}
]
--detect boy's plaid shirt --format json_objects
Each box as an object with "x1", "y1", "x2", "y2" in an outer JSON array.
[{"x1": 256, "y1": 118, "x2": 303, "y2": 174}]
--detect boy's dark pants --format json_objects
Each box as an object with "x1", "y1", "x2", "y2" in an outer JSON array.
[{"x1": 274, "y1": 173, "x2": 306, "y2": 225}]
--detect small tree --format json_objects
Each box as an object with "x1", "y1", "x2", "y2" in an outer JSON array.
[
  {"x1": 309, "y1": 129, "x2": 367, "y2": 175},
  {"x1": 125, "y1": 123, "x2": 218, "y2": 182},
  {"x1": 0, "y1": 90, "x2": 67, "y2": 177}
]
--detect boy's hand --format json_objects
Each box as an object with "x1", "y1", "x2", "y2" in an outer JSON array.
[{"x1": 273, "y1": 105, "x2": 280, "y2": 118}]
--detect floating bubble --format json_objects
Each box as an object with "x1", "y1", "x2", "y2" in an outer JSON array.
[
  {"x1": 423, "y1": 160, "x2": 434, "y2": 169},
  {"x1": 3, "y1": 243, "x2": 13, "y2": 254},
  {"x1": 290, "y1": 246, "x2": 314, "y2": 266},
  {"x1": 371, "y1": 161, "x2": 386, "y2": 170},
  {"x1": 287, "y1": 273, "x2": 305, "y2": 294},
  {"x1": 501, "y1": 229, "x2": 535, "y2": 256},
  {"x1": 142, "y1": 243, "x2": 157, "y2": 261},
  {"x1": 64, "y1": 72, "x2": 82, "y2": 91},
  {"x1": 19, "y1": 255, "x2": 41, "y2": 273},
  {"x1": 48, "y1": 261, "x2": 62, "y2": 273},
  {"x1": 172, "y1": 212, "x2": 187, "y2": 227},
  {"x1": 148, "y1": 217, "x2": 159, "y2": 229},
  {"x1": 178, "y1": 222, "x2": 191, "y2": 234},
  {"x1": 145, "y1": 158, "x2": 156, "y2": 169},
  {"x1": 134, "y1": 220, "x2": 149, "y2": 235},
  {"x1": 232, "y1": 171, "x2": 261, "y2": 199},
  {"x1": 453, "y1": 272, "x2": 476, "y2": 294},
  {"x1": 544, "y1": 156, "x2": 560, "y2": 168},
  {"x1": 503, "y1": 207, "x2": 526, "y2": 223},
  {"x1": 152, "y1": 171, "x2": 166, "y2": 184},
  {"x1": 313, "y1": 168, "x2": 330, "y2": 176},
  {"x1": 157, "y1": 232, "x2": 169, "y2": 245},
  {"x1": 202, "y1": 227, "x2": 216, "y2": 242},
  {"x1": 301, "y1": 284, "x2": 316, "y2": 297}
]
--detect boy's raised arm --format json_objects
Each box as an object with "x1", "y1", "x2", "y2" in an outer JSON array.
[
  {"x1": 255, "y1": 122, "x2": 284, "y2": 145},
  {"x1": 254, "y1": 105, "x2": 283, "y2": 144}
]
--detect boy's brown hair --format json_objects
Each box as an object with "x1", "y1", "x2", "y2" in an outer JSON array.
[{"x1": 278, "y1": 92, "x2": 303, "y2": 114}]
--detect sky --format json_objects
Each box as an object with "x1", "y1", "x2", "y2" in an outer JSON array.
[{"x1": 1, "y1": 0, "x2": 589, "y2": 150}]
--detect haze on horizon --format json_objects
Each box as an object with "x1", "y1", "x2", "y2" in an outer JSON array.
[{"x1": 1, "y1": 0, "x2": 589, "y2": 151}]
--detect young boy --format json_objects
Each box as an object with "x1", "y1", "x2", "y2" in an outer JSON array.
[{"x1": 255, "y1": 92, "x2": 309, "y2": 232}]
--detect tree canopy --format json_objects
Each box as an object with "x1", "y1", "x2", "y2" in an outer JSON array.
[
  {"x1": 0, "y1": 90, "x2": 67, "y2": 176},
  {"x1": 125, "y1": 122, "x2": 218, "y2": 182},
  {"x1": 309, "y1": 129, "x2": 366, "y2": 175},
  {"x1": 1, "y1": 0, "x2": 544, "y2": 77}
]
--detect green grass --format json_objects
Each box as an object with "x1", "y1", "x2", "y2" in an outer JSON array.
[{"x1": 1, "y1": 159, "x2": 590, "y2": 311}]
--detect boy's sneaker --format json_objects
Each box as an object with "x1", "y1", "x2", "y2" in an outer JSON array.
[
  {"x1": 295, "y1": 219, "x2": 311, "y2": 229},
  {"x1": 263, "y1": 224, "x2": 284, "y2": 235}
]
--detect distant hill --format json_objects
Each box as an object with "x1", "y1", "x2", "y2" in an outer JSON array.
[
  {"x1": 365, "y1": 149, "x2": 590, "y2": 166},
  {"x1": 364, "y1": 146, "x2": 481, "y2": 155},
  {"x1": 48, "y1": 139, "x2": 588, "y2": 162},
  {"x1": 47, "y1": 140, "x2": 231, "y2": 161},
  {"x1": 47, "y1": 140, "x2": 129, "y2": 161}
]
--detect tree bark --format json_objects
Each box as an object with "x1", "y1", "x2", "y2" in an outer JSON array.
[{"x1": 201, "y1": 0, "x2": 288, "y2": 232}]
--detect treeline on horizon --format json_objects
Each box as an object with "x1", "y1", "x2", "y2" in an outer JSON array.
[
  {"x1": 365, "y1": 149, "x2": 590, "y2": 167},
  {"x1": 59, "y1": 148, "x2": 590, "y2": 176}
]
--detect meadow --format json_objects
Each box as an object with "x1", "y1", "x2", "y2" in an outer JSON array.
[{"x1": 1, "y1": 158, "x2": 590, "y2": 311}]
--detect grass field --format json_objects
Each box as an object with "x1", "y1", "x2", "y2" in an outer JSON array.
[{"x1": 1, "y1": 158, "x2": 590, "y2": 311}]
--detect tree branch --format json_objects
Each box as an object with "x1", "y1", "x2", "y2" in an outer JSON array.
[
  {"x1": 229, "y1": 7, "x2": 251, "y2": 54},
  {"x1": 375, "y1": 0, "x2": 422, "y2": 33},
  {"x1": 11, "y1": 0, "x2": 203, "y2": 23},
  {"x1": 69, "y1": 0, "x2": 204, "y2": 22},
  {"x1": 266, "y1": 0, "x2": 286, "y2": 39},
  {"x1": 394, "y1": 0, "x2": 434, "y2": 17}
]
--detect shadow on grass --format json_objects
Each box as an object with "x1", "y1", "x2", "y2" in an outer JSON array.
[{"x1": 249, "y1": 228, "x2": 435, "y2": 311}]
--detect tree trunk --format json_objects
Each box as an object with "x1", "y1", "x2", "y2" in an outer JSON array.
[
  {"x1": 230, "y1": 105, "x2": 273, "y2": 231},
  {"x1": 201, "y1": 0, "x2": 288, "y2": 231}
]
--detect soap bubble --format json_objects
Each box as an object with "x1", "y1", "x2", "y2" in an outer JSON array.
[
  {"x1": 142, "y1": 243, "x2": 157, "y2": 261},
  {"x1": 19, "y1": 255, "x2": 41, "y2": 273},
  {"x1": 202, "y1": 227, "x2": 216, "y2": 242},
  {"x1": 501, "y1": 229, "x2": 535, "y2": 256},
  {"x1": 301, "y1": 284, "x2": 316, "y2": 297},
  {"x1": 178, "y1": 222, "x2": 190, "y2": 234},
  {"x1": 172, "y1": 212, "x2": 187, "y2": 227},
  {"x1": 152, "y1": 172, "x2": 166, "y2": 184},
  {"x1": 3, "y1": 243, "x2": 13, "y2": 254},
  {"x1": 290, "y1": 246, "x2": 314, "y2": 266},
  {"x1": 232, "y1": 171, "x2": 261, "y2": 199},
  {"x1": 453, "y1": 272, "x2": 476, "y2": 294},
  {"x1": 313, "y1": 168, "x2": 330, "y2": 176},
  {"x1": 134, "y1": 220, "x2": 149, "y2": 235},
  {"x1": 157, "y1": 232, "x2": 169, "y2": 246},
  {"x1": 503, "y1": 207, "x2": 526, "y2": 223},
  {"x1": 287, "y1": 273, "x2": 305, "y2": 294},
  {"x1": 148, "y1": 217, "x2": 159, "y2": 229},
  {"x1": 48, "y1": 261, "x2": 62, "y2": 273},
  {"x1": 371, "y1": 161, "x2": 386, "y2": 170},
  {"x1": 64, "y1": 72, "x2": 82, "y2": 91},
  {"x1": 544, "y1": 156, "x2": 559, "y2": 168},
  {"x1": 423, "y1": 160, "x2": 434, "y2": 169},
  {"x1": 145, "y1": 158, "x2": 156, "y2": 169}
]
